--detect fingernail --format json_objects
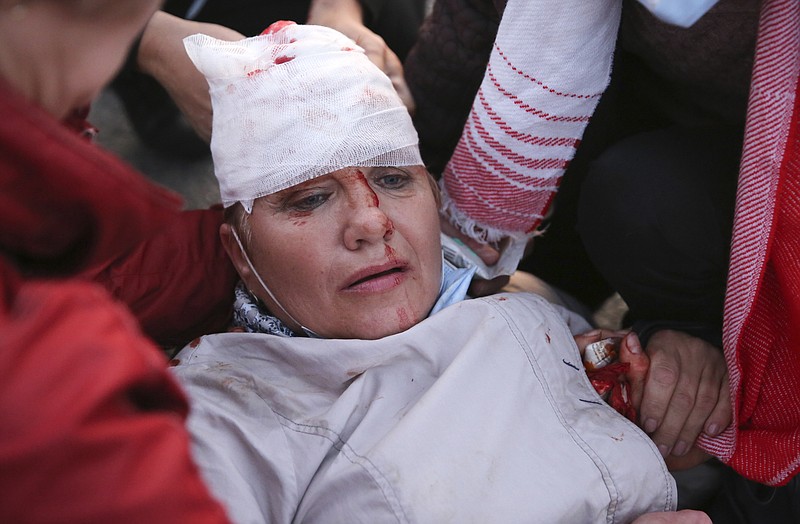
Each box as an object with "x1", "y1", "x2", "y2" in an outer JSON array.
[
  {"x1": 672, "y1": 441, "x2": 688, "y2": 457},
  {"x1": 658, "y1": 444, "x2": 670, "y2": 458},
  {"x1": 626, "y1": 332, "x2": 642, "y2": 354},
  {"x1": 707, "y1": 423, "x2": 719, "y2": 436},
  {"x1": 643, "y1": 418, "x2": 658, "y2": 433}
]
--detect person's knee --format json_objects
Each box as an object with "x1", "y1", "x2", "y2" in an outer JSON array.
[{"x1": 577, "y1": 143, "x2": 659, "y2": 256}]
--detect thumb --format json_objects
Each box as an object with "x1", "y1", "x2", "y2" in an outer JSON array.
[{"x1": 619, "y1": 331, "x2": 649, "y2": 413}]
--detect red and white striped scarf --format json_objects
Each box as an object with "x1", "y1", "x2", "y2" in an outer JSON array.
[
  {"x1": 698, "y1": 0, "x2": 800, "y2": 487},
  {"x1": 439, "y1": 0, "x2": 621, "y2": 276}
]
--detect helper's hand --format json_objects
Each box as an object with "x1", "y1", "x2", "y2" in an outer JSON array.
[
  {"x1": 307, "y1": 0, "x2": 414, "y2": 112},
  {"x1": 631, "y1": 510, "x2": 711, "y2": 523},
  {"x1": 638, "y1": 330, "x2": 731, "y2": 460},
  {"x1": 439, "y1": 214, "x2": 508, "y2": 296},
  {"x1": 137, "y1": 11, "x2": 245, "y2": 143}
]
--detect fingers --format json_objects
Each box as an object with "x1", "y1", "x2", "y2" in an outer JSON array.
[
  {"x1": 670, "y1": 361, "x2": 727, "y2": 456},
  {"x1": 704, "y1": 371, "x2": 731, "y2": 437},
  {"x1": 648, "y1": 361, "x2": 698, "y2": 457},
  {"x1": 351, "y1": 31, "x2": 415, "y2": 112},
  {"x1": 468, "y1": 241, "x2": 501, "y2": 266},
  {"x1": 639, "y1": 330, "x2": 730, "y2": 459},
  {"x1": 304, "y1": 2, "x2": 414, "y2": 111},
  {"x1": 619, "y1": 332, "x2": 648, "y2": 412},
  {"x1": 439, "y1": 217, "x2": 502, "y2": 267},
  {"x1": 378, "y1": 47, "x2": 415, "y2": 112}
]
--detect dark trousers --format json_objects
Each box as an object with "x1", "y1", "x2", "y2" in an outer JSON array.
[{"x1": 577, "y1": 124, "x2": 741, "y2": 345}]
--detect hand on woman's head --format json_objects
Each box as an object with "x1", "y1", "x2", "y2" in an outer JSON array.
[
  {"x1": 137, "y1": 12, "x2": 246, "y2": 143},
  {"x1": 306, "y1": 0, "x2": 414, "y2": 112}
]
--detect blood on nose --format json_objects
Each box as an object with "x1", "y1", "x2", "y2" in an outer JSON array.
[
  {"x1": 349, "y1": 170, "x2": 380, "y2": 208},
  {"x1": 345, "y1": 170, "x2": 394, "y2": 233}
]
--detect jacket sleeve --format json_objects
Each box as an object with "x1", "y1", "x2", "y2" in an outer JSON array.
[
  {"x1": 404, "y1": 0, "x2": 502, "y2": 175},
  {"x1": 80, "y1": 206, "x2": 239, "y2": 348},
  {"x1": 0, "y1": 281, "x2": 231, "y2": 524}
]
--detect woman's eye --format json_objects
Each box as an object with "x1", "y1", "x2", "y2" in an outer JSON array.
[
  {"x1": 376, "y1": 172, "x2": 410, "y2": 189},
  {"x1": 287, "y1": 192, "x2": 329, "y2": 211}
]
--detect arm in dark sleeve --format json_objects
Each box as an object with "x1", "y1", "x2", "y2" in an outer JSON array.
[{"x1": 404, "y1": 0, "x2": 503, "y2": 174}]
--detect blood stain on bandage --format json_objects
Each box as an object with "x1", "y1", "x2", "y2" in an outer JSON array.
[
  {"x1": 247, "y1": 69, "x2": 265, "y2": 77},
  {"x1": 262, "y1": 20, "x2": 296, "y2": 35},
  {"x1": 275, "y1": 55, "x2": 294, "y2": 65}
]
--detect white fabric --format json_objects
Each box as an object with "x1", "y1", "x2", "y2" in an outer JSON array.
[
  {"x1": 172, "y1": 294, "x2": 676, "y2": 523},
  {"x1": 184, "y1": 23, "x2": 422, "y2": 212},
  {"x1": 439, "y1": 0, "x2": 621, "y2": 278}
]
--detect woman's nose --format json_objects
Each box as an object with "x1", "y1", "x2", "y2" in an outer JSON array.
[{"x1": 342, "y1": 185, "x2": 394, "y2": 250}]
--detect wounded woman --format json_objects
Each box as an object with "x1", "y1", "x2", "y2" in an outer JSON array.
[{"x1": 169, "y1": 22, "x2": 707, "y2": 524}]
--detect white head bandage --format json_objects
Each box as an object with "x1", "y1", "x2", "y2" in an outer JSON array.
[{"x1": 184, "y1": 21, "x2": 423, "y2": 212}]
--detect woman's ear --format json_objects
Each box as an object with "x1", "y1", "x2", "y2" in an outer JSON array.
[{"x1": 219, "y1": 222, "x2": 252, "y2": 283}]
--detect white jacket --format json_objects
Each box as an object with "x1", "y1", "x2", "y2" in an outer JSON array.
[{"x1": 171, "y1": 293, "x2": 676, "y2": 523}]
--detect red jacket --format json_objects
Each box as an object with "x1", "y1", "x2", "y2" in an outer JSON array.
[{"x1": 0, "y1": 80, "x2": 236, "y2": 523}]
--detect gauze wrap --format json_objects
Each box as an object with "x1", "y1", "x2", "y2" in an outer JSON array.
[{"x1": 184, "y1": 22, "x2": 422, "y2": 212}]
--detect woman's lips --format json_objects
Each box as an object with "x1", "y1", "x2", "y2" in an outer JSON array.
[{"x1": 343, "y1": 263, "x2": 408, "y2": 292}]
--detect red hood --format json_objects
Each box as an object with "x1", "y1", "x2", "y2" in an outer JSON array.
[{"x1": 0, "y1": 79, "x2": 183, "y2": 277}]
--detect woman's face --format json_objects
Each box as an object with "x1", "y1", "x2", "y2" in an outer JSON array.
[{"x1": 227, "y1": 165, "x2": 443, "y2": 340}]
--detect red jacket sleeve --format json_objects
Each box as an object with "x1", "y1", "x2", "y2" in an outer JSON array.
[
  {"x1": 81, "y1": 207, "x2": 239, "y2": 348},
  {"x1": 0, "y1": 280, "x2": 231, "y2": 523}
]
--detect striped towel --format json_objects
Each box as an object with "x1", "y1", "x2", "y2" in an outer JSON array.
[
  {"x1": 439, "y1": 0, "x2": 621, "y2": 276},
  {"x1": 700, "y1": 0, "x2": 800, "y2": 487}
]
